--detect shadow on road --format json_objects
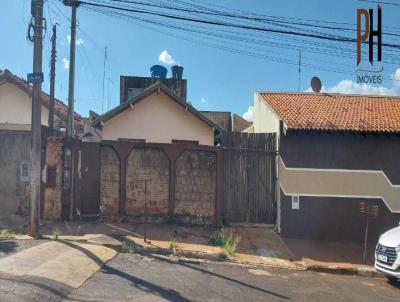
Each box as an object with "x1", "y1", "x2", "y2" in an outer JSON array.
[
  {"x1": 151, "y1": 255, "x2": 291, "y2": 300},
  {"x1": 0, "y1": 272, "x2": 72, "y2": 300},
  {"x1": 0, "y1": 240, "x2": 17, "y2": 255},
  {"x1": 387, "y1": 279, "x2": 400, "y2": 290},
  {"x1": 58, "y1": 240, "x2": 191, "y2": 302}
]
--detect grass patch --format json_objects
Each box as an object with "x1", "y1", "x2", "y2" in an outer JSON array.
[
  {"x1": 51, "y1": 228, "x2": 61, "y2": 241},
  {"x1": 211, "y1": 229, "x2": 240, "y2": 258},
  {"x1": 223, "y1": 235, "x2": 240, "y2": 256},
  {"x1": 168, "y1": 238, "x2": 177, "y2": 252},
  {"x1": 0, "y1": 227, "x2": 24, "y2": 239},
  {"x1": 211, "y1": 231, "x2": 227, "y2": 247},
  {"x1": 122, "y1": 241, "x2": 135, "y2": 254}
]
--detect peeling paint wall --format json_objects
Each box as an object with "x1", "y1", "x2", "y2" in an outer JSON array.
[
  {"x1": 0, "y1": 130, "x2": 31, "y2": 217},
  {"x1": 43, "y1": 137, "x2": 64, "y2": 220}
]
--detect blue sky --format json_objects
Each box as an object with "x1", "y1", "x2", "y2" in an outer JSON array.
[{"x1": 1, "y1": 0, "x2": 400, "y2": 120}]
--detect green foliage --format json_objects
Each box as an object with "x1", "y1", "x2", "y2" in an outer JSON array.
[
  {"x1": 168, "y1": 238, "x2": 177, "y2": 251},
  {"x1": 223, "y1": 235, "x2": 240, "y2": 256},
  {"x1": 52, "y1": 228, "x2": 61, "y2": 241},
  {"x1": 0, "y1": 228, "x2": 23, "y2": 239},
  {"x1": 122, "y1": 241, "x2": 135, "y2": 254},
  {"x1": 211, "y1": 229, "x2": 240, "y2": 258}
]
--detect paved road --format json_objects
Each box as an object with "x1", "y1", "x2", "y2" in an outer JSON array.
[
  {"x1": 0, "y1": 251, "x2": 399, "y2": 302},
  {"x1": 65, "y1": 254, "x2": 400, "y2": 302}
]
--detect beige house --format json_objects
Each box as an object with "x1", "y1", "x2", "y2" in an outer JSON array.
[
  {"x1": 0, "y1": 69, "x2": 84, "y2": 132},
  {"x1": 0, "y1": 69, "x2": 84, "y2": 217},
  {"x1": 90, "y1": 82, "x2": 219, "y2": 146}
]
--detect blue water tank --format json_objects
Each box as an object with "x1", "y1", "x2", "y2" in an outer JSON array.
[
  {"x1": 150, "y1": 65, "x2": 168, "y2": 79},
  {"x1": 171, "y1": 65, "x2": 184, "y2": 80}
]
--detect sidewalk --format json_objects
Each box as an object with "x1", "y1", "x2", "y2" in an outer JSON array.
[
  {"x1": 0, "y1": 240, "x2": 117, "y2": 288},
  {"x1": 4, "y1": 221, "x2": 381, "y2": 278}
]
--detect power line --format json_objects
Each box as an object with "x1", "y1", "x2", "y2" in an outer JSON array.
[
  {"x1": 78, "y1": 0, "x2": 400, "y2": 49},
  {"x1": 358, "y1": 0, "x2": 400, "y2": 6}
]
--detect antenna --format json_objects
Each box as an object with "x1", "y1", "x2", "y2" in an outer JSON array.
[
  {"x1": 311, "y1": 76, "x2": 322, "y2": 93},
  {"x1": 102, "y1": 46, "x2": 107, "y2": 113},
  {"x1": 107, "y1": 77, "x2": 114, "y2": 111},
  {"x1": 298, "y1": 50, "x2": 302, "y2": 92}
]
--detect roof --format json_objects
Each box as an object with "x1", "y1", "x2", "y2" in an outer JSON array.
[
  {"x1": 0, "y1": 69, "x2": 84, "y2": 129},
  {"x1": 259, "y1": 92, "x2": 400, "y2": 133},
  {"x1": 92, "y1": 82, "x2": 220, "y2": 130}
]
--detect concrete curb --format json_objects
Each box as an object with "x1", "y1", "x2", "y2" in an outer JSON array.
[
  {"x1": 127, "y1": 243, "x2": 383, "y2": 278},
  {"x1": 305, "y1": 264, "x2": 383, "y2": 278},
  {"x1": 11, "y1": 236, "x2": 383, "y2": 279}
]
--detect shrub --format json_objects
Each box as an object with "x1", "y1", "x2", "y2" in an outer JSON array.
[
  {"x1": 0, "y1": 228, "x2": 23, "y2": 239},
  {"x1": 211, "y1": 229, "x2": 240, "y2": 258},
  {"x1": 168, "y1": 238, "x2": 177, "y2": 251},
  {"x1": 223, "y1": 234, "x2": 240, "y2": 256},
  {"x1": 211, "y1": 230, "x2": 227, "y2": 247},
  {"x1": 52, "y1": 228, "x2": 61, "y2": 240}
]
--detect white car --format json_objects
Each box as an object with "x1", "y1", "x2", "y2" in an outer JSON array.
[{"x1": 375, "y1": 225, "x2": 400, "y2": 282}]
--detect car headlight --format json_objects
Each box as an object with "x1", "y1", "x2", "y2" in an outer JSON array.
[{"x1": 396, "y1": 245, "x2": 400, "y2": 253}]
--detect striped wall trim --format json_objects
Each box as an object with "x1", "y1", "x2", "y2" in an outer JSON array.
[{"x1": 279, "y1": 157, "x2": 400, "y2": 213}]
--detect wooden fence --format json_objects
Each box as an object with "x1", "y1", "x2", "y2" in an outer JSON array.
[{"x1": 221, "y1": 132, "x2": 277, "y2": 224}]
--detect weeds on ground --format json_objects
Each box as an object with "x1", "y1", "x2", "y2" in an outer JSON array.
[
  {"x1": 0, "y1": 227, "x2": 24, "y2": 239},
  {"x1": 168, "y1": 238, "x2": 177, "y2": 256},
  {"x1": 64, "y1": 220, "x2": 82, "y2": 236},
  {"x1": 211, "y1": 229, "x2": 240, "y2": 258},
  {"x1": 122, "y1": 241, "x2": 135, "y2": 254},
  {"x1": 52, "y1": 228, "x2": 61, "y2": 240}
]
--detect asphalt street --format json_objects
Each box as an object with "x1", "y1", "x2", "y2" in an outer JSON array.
[
  {"x1": 0, "y1": 251, "x2": 399, "y2": 302},
  {"x1": 66, "y1": 254, "x2": 399, "y2": 302}
]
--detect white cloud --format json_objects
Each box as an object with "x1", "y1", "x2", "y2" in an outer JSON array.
[
  {"x1": 304, "y1": 68, "x2": 400, "y2": 96},
  {"x1": 326, "y1": 80, "x2": 394, "y2": 95},
  {"x1": 159, "y1": 50, "x2": 176, "y2": 65},
  {"x1": 62, "y1": 58, "x2": 70, "y2": 69},
  {"x1": 200, "y1": 97, "x2": 208, "y2": 104},
  {"x1": 67, "y1": 35, "x2": 84, "y2": 46},
  {"x1": 243, "y1": 106, "x2": 254, "y2": 122}
]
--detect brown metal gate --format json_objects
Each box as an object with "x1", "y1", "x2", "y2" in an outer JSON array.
[{"x1": 221, "y1": 132, "x2": 277, "y2": 224}]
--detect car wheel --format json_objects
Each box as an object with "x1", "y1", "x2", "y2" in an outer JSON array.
[{"x1": 386, "y1": 275, "x2": 398, "y2": 283}]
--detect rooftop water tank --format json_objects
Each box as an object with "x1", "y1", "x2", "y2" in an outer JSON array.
[
  {"x1": 171, "y1": 65, "x2": 184, "y2": 80},
  {"x1": 150, "y1": 65, "x2": 168, "y2": 79}
]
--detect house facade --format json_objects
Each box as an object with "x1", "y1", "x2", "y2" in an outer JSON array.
[
  {"x1": 0, "y1": 69, "x2": 83, "y2": 217},
  {"x1": 254, "y1": 92, "x2": 400, "y2": 243},
  {"x1": 89, "y1": 82, "x2": 218, "y2": 146}
]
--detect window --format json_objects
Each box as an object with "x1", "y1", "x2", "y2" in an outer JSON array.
[
  {"x1": 20, "y1": 161, "x2": 30, "y2": 182},
  {"x1": 117, "y1": 138, "x2": 146, "y2": 143},
  {"x1": 172, "y1": 139, "x2": 199, "y2": 144},
  {"x1": 292, "y1": 195, "x2": 300, "y2": 210}
]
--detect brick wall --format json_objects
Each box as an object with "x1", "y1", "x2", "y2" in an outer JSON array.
[
  {"x1": 100, "y1": 146, "x2": 120, "y2": 216},
  {"x1": 174, "y1": 150, "x2": 216, "y2": 224},
  {"x1": 126, "y1": 148, "x2": 170, "y2": 221},
  {"x1": 43, "y1": 137, "x2": 64, "y2": 220}
]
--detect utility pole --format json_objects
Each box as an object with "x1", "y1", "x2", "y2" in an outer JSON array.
[
  {"x1": 49, "y1": 24, "x2": 57, "y2": 134},
  {"x1": 63, "y1": 0, "x2": 79, "y2": 220},
  {"x1": 28, "y1": 0, "x2": 44, "y2": 237},
  {"x1": 64, "y1": 0, "x2": 79, "y2": 138}
]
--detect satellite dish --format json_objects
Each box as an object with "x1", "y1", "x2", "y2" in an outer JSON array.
[{"x1": 311, "y1": 77, "x2": 322, "y2": 93}]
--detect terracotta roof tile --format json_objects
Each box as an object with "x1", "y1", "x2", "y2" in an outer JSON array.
[
  {"x1": 260, "y1": 92, "x2": 400, "y2": 133},
  {"x1": 0, "y1": 69, "x2": 84, "y2": 129}
]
